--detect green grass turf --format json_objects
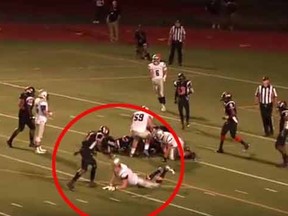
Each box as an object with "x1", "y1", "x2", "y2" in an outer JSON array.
[{"x1": 0, "y1": 41, "x2": 287, "y2": 216}]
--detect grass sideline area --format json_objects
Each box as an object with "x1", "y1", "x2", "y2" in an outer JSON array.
[{"x1": 0, "y1": 41, "x2": 287, "y2": 216}]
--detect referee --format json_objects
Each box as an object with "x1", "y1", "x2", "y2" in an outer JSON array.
[
  {"x1": 255, "y1": 76, "x2": 278, "y2": 137},
  {"x1": 168, "y1": 20, "x2": 186, "y2": 66}
]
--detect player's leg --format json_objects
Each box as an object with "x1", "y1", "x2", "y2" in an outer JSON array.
[
  {"x1": 158, "y1": 79, "x2": 166, "y2": 112},
  {"x1": 230, "y1": 122, "x2": 249, "y2": 151},
  {"x1": 137, "y1": 177, "x2": 160, "y2": 189},
  {"x1": 130, "y1": 131, "x2": 141, "y2": 157},
  {"x1": 7, "y1": 115, "x2": 26, "y2": 147},
  {"x1": 147, "y1": 166, "x2": 175, "y2": 183},
  {"x1": 26, "y1": 117, "x2": 36, "y2": 147},
  {"x1": 275, "y1": 130, "x2": 288, "y2": 167},
  {"x1": 89, "y1": 159, "x2": 97, "y2": 187},
  {"x1": 177, "y1": 100, "x2": 185, "y2": 129},
  {"x1": 67, "y1": 159, "x2": 88, "y2": 190},
  {"x1": 184, "y1": 99, "x2": 190, "y2": 127},
  {"x1": 34, "y1": 121, "x2": 47, "y2": 154},
  {"x1": 217, "y1": 122, "x2": 229, "y2": 153},
  {"x1": 141, "y1": 131, "x2": 152, "y2": 157}
]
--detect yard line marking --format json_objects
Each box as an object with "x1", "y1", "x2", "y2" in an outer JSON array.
[
  {"x1": 69, "y1": 115, "x2": 76, "y2": 118},
  {"x1": 0, "y1": 154, "x2": 212, "y2": 216},
  {"x1": 43, "y1": 201, "x2": 57, "y2": 206},
  {"x1": 265, "y1": 188, "x2": 278, "y2": 193},
  {"x1": 60, "y1": 50, "x2": 288, "y2": 90},
  {"x1": 0, "y1": 112, "x2": 287, "y2": 188},
  {"x1": 11, "y1": 203, "x2": 23, "y2": 208},
  {"x1": 204, "y1": 192, "x2": 216, "y2": 196},
  {"x1": 120, "y1": 113, "x2": 130, "y2": 117},
  {"x1": 2, "y1": 75, "x2": 150, "y2": 83},
  {"x1": 76, "y1": 199, "x2": 89, "y2": 204},
  {"x1": 0, "y1": 212, "x2": 11, "y2": 216},
  {"x1": 109, "y1": 198, "x2": 121, "y2": 202},
  {"x1": 96, "y1": 114, "x2": 105, "y2": 118},
  {"x1": 235, "y1": 190, "x2": 249, "y2": 195},
  {"x1": 176, "y1": 194, "x2": 185, "y2": 198}
]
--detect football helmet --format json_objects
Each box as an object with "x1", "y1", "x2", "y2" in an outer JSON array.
[
  {"x1": 220, "y1": 91, "x2": 232, "y2": 102},
  {"x1": 177, "y1": 73, "x2": 186, "y2": 81},
  {"x1": 99, "y1": 125, "x2": 110, "y2": 136},
  {"x1": 39, "y1": 90, "x2": 49, "y2": 100},
  {"x1": 25, "y1": 86, "x2": 36, "y2": 97},
  {"x1": 155, "y1": 129, "x2": 164, "y2": 140},
  {"x1": 152, "y1": 54, "x2": 161, "y2": 64},
  {"x1": 277, "y1": 100, "x2": 287, "y2": 111}
]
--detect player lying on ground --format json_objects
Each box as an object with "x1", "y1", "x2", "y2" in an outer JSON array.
[{"x1": 102, "y1": 158, "x2": 175, "y2": 191}]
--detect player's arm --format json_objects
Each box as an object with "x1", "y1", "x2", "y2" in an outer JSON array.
[
  {"x1": 187, "y1": 81, "x2": 194, "y2": 94},
  {"x1": 174, "y1": 86, "x2": 179, "y2": 104},
  {"x1": 163, "y1": 64, "x2": 167, "y2": 82},
  {"x1": 109, "y1": 172, "x2": 116, "y2": 186},
  {"x1": 147, "y1": 116, "x2": 156, "y2": 131},
  {"x1": 117, "y1": 177, "x2": 129, "y2": 190},
  {"x1": 228, "y1": 104, "x2": 238, "y2": 124},
  {"x1": 163, "y1": 144, "x2": 172, "y2": 162},
  {"x1": 272, "y1": 87, "x2": 278, "y2": 106},
  {"x1": 254, "y1": 87, "x2": 260, "y2": 104},
  {"x1": 18, "y1": 98, "x2": 25, "y2": 109}
]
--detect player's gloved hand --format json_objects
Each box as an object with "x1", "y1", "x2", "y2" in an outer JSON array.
[
  {"x1": 109, "y1": 186, "x2": 117, "y2": 191},
  {"x1": 102, "y1": 186, "x2": 111, "y2": 190}
]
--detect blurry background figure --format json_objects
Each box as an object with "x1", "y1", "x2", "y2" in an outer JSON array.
[
  {"x1": 168, "y1": 20, "x2": 186, "y2": 66},
  {"x1": 223, "y1": 0, "x2": 238, "y2": 31},
  {"x1": 93, "y1": 0, "x2": 105, "y2": 24},
  {"x1": 134, "y1": 25, "x2": 151, "y2": 61},
  {"x1": 206, "y1": 0, "x2": 222, "y2": 29},
  {"x1": 106, "y1": 0, "x2": 121, "y2": 42}
]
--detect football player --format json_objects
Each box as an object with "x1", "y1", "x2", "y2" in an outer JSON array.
[
  {"x1": 7, "y1": 86, "x2": 36, "y2": 148},
  {"x1": 105, "y1": 135, "x2": 133, "y2": 155},
  {"x1": 102, "y1": 158, "x2": 175, "y2": 191},
  {"x1": 148, "y1": 54, "x2": 167, "y2": 112},
  {"x1": 217, "y1": 92, "x2": 250, "y2": 153},
  {"x1": 34, "y1": 90, "x2": 52, "y2": 154},
  {"x1": 67, "y1": 135, "x2": 98, "y2": 190},
  {"x1": 130, "y1": 106, "x2": 155, "y2": 157},
  {"x1": 275, "y1": 100, "x2": 288, "y2": 167},
  {"x1": 174, "y1": 73, "x2": 194, "y2": 129}
]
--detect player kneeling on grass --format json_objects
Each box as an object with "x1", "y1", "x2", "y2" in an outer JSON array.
[
  {"x1": 153, "y1": 129, "x2": 184, "y2": 162},
  {"x1": 275, "y1": 100, "x2": 288, "y2": 167},
  {"x1": 102, "y1": 158, "x2": 175, "y2": 191},
  {"x1": 34, "y1": 90, "x2": 52, "y2": 154},
  {"x1": 130, "y1": 106, "x2": 155, "y2": 157}
]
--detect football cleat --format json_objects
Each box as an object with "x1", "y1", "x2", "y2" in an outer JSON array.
[
  {"x1": 161, "y1": 104, "x2": 166, "y2": 112},
  {"x1": 165, "y1": 165, "x2": 175, "y2": 175}
]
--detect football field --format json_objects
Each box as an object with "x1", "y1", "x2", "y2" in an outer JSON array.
[{"x1": 0, "y1": 41, "x2": 288, "y2": 216}]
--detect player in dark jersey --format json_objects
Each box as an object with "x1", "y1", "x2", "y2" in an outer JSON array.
[
  {"x1": 174, "y1": 73, "x2": 194, "y2": 129},
  {"x1": 275, "y1": 100, "x2": 288, "y2": 167},
  {"x1": 105, "y1": 135, "x2": 133, "y2": 154},
  {"x1": 67, "y1": 137, "x2": 98, "y2": 190},
  {"x1": 217, "y1": 92, "x2": 250, "y2": 153},
  {"x1": 7, "y1": 86, "x2": 36, "y2": 148}
]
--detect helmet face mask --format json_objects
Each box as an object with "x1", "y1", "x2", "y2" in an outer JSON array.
[
  {"x1": 152, "y1": 54, "x2": 161, "y2": 65},
  {"x1": 277, "y1": 100, "x2": 287, "y2": 111},
  {"x1": 178, "y1": 73, "x2": 185, "y2": 82},
  {"x1": 220, "y1": 91, "x2": 232, "y2": 103},
  {"x1": 39, "y1": 90, "x2": 49, "y2": 101},
  {"x1": 99, "y1": 125, "x2": 110, "y2": 136}
]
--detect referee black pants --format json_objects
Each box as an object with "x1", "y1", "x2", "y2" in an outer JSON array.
[
  {"x1": 169, "y1": 40, "x2": 183, "y2": 65},
  {"x1": 260, "y1": 103, "x2": 274, "y2": 136},
  {"x1": 178, "y1": 98, "x2": 190, "y2": 124}
]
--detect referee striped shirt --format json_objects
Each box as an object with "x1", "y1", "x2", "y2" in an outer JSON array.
[
  {"x1": 255, "y1": 85, "x2": 277, "y2": 104},
  {"x1": 169, "y1": 26, "x2": 186, "y2": 42}
]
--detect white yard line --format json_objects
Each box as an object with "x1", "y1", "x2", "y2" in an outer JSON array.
[
  {"x1": 0, "y1": 112, "x2": 287, "y2": 188},
  {"x1": 43, "y1": 201, "x2": 57, "y2": 206},
  {"x1": 0, "y1": 212, "x2": 11, "y2": 216},
  {"x1": 235, "y1": 190, "x2": 249, "y2": 195},
  {"x1": 176, "y1": 194, "x2": 185, "y2": 198},
  {"x1": 204, "y1": 192, "x2": 216, "y2": 197},
  {"x1": 10, "y1": 203, "x2": 23, "y2": 208},
  {"x1": 0, "y1": 154, "x2": 212, "y2": 216},
  {"x1": 109, "y1": 198, "x2": 121, "y2": 202},
  {"x1": 76, "y1": 199, "x2": 89, "y2": 204},
  {"x1": 264, "y1": 188, "x2": 278, "y2": 193}
]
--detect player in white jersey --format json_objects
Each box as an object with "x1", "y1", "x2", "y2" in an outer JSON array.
[
  {"x1": 130, "y1": 106, "x2": 155, "y2": 157},
  {"x1": 102, "y1": 158, "x2": 175, "y2": 191},
  {"x1": 148, "y1": 54, "x2": 168, "y2": 112},
  {"x1": 34, "y1": 90, "x2": 52, "y2": 154},
  {"x1": 154, "y1": 129, "x2": 184, "y2": 161}
]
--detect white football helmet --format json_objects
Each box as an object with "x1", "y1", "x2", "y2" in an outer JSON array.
[
  {"x1": 39, "y1": 90, "x2": 48, "y2": 100},
  {"x1": 155, "y1": 129, "x2": 164, "y2": 140}
]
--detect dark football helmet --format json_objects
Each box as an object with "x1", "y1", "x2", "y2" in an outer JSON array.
[
  {"x1": 277, "y1": 100, "x2": 287, "y2": 111},
  {"x1": 177, "y1": 73, "x2": 186, "y2": 82},
  {"x1": 220, "y1": 91, "x2": 232, "y2": 102},
  {"x1": 25, "y1": 86, "x2": 35, "y2": 97},
  {"x1": 99, "y1": 125, "x2": 110, "y2": 136}
]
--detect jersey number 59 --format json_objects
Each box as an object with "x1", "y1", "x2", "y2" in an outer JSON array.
[{"x1": 134, "y1": 113, "x2": 144, "y2": 121}]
